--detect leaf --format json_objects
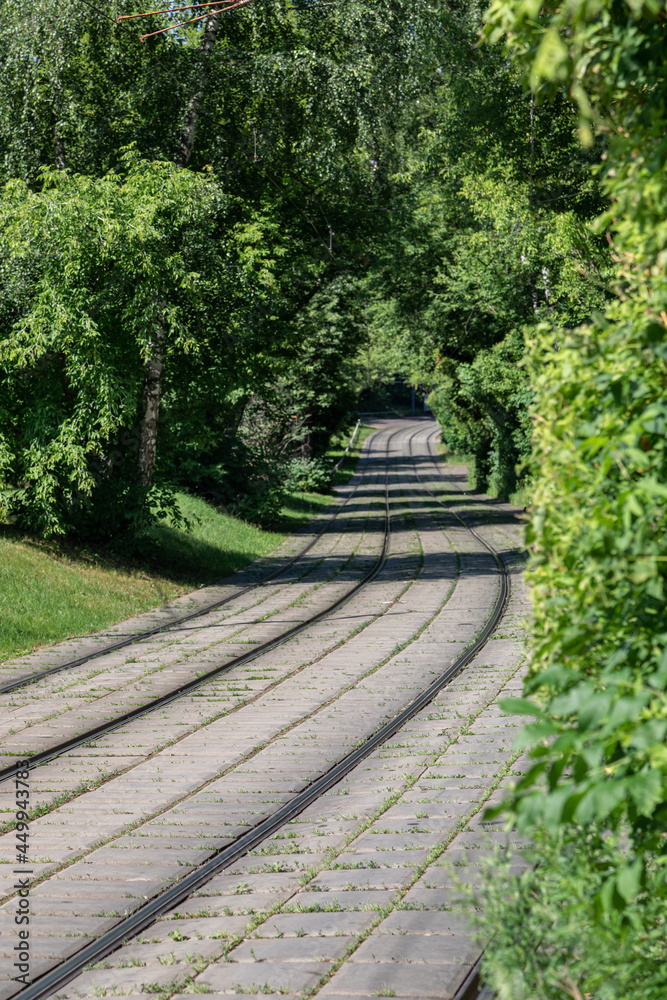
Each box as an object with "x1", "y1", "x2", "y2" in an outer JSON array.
[
  {"x1": 628, "y1": 719, "x2": 667, "y2": 751},
  {"x1": 498, "y1": 697, "x2": 545, "y2": 718},
  {"x1": 615, "y1": 858, "x2": 644, "y2": 904},
  {"x1": 574, "y1": 780, "x2": 626, "y2": 825},
  {"x1": 577, "y1": 691, "x2": 613, "y2": 732},
  {"x1": 531, "y1": 28, "x2": 569, "y2": 85},
  {"x1": 512, "y1": 719, "x2": 559, "y2": 750},
  {"x1": 626, "y1": 769, "x2": 663, "y2": 817}
]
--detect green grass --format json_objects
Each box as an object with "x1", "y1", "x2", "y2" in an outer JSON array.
[
  {"x1": 0, "y1": 426, "x2": 372, "y2": 664},
  {"x1": 436, "y1": 440, "x2": 530, "y2": 507},
  {"x1": 0, "y1": 536, "x2": 181, "y2": 662},
  {"x1": 140, "y1": 490, "x2": 332, "y2": 587}
]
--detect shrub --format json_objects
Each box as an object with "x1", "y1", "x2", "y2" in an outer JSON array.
[
  {"x1": 427, "y1": 329, "x2": 532, "y2": 497},
  {"x1": 469, "y1": 827, "x2": 667, "y2": 1000},
  {"x1": 283, "y1": 457, "x2": 332, "y2": 494}
]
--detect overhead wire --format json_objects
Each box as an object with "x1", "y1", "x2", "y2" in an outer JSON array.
[
  {"x1": 118, "y1": 0, "x2": 234, "y2": 19},
  {"x1": 135, "y1": 0, "x2": 257, "y2": 42},
  {"x1": 75, "y1": 0, "x2": 118, "y2": 23}
]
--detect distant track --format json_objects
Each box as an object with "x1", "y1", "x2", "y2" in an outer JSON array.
[
  {"x1": 0, "y1": 427, "x2": 397, "y2": 784},
  {"x1": 419, "y1": 426, "x2": 511, "y2": 1000},
  {"x1": 0, "y1": 431, "x2": 379, "y2": 698}
]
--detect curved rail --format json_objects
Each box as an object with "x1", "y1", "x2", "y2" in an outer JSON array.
[
  {"x1": 0, "y1": 427, "x2": 379, "y2": 697},
  {"x1": 14, "y1": 425, "x2": 511, "y2": 1000},
  {"x1": 421, "y1": 425, "x2": 509, "y2": 1000},
  {"x1": 0, "y1": 428, "x2": 397, "y2": 785}
]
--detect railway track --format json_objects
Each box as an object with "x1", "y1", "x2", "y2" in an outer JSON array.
[
  {"x1": 0, "y1": 426, "x2": 399, "y2": 795},
  {"x1": 416, "y1": 428, "x2": 524, "y2": 1000},
  {"x1": 0, "y1": 423, "x2": 440, "y2": 866},
  {"x1": 0, "y1": 420, "x2": 525, "y2": 1000},
  {"x1": 0, "y1": 426, "x2": 388, "y2": 698}
]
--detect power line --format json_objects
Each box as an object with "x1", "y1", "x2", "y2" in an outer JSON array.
[{"x1": 73, "y1": 0, "x2": 117, "y2": 23}]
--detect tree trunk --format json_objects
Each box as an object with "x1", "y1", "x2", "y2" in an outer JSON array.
[
  {"x1": 54, "y1": 127, "x2": 67, "y2": 170},
  {"x1": 137, "y1": 15, "x2": 223, "y2": 486},
  {"x1": 53, "y1": 74, "x2": 67, "y2": 169},
  {"x1": 137, "y1": 310, "x2": 166, "y2": 487},
  {"x1": 175, "y1": 11, "x2": 221, "y2": 168}
]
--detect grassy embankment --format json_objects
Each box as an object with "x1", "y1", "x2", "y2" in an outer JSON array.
[
  {"x1": 436, "y1": 442, "x2": 530, "y2": 508},
  {"x1": 0, "y1": 424, "x2": 375, "y2": 663}
]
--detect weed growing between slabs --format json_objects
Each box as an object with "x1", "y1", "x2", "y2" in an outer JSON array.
[{"x1": 98, "y1": 651, "x2": 527, "y2": 1000}]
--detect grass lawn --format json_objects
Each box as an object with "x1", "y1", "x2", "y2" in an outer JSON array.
[{"x1": 0, "y1": 423, "x2": 374, "y2": 663}]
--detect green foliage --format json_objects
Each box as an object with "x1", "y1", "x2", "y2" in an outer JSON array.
[
  {"x1": 284, "y1": 457, "x2": 332, "y2": 494},
  {"x1": 474, "y1": 0, "x2": 667, "y2": 980},
  {"x1": 498, "y1": 316, "x2": 667, "y2": 854},
  {"x1": 358, "y1": 18, "x2": 609, "y2": 496},
  {"x1": 0, "y1": 0, "x2": 446, "y2": 538},
  {"x1": 484, "y1": 0, "x2": 667, "y2": 855},
  {"x1": 428, "y1": 330, "x2": 532, "y2": 494},
  {"x1": 0, "y1": 154, "x2": 236, "y2": 536},
  {"x1": 484, "y1": 0, "x2": 667, "y2": 145},
  {"x1": 0, "y1": 0, "x2": 614, "y2": 531},
  {"x1": 468, "y1": 828, "x2": 667, "y2": 1000}
]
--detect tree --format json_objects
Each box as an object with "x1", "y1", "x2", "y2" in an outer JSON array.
[
  {"x1": 462, "y1": 0, "x2": 667, "y2": 993},
  {"x1": 0, "y1": 0, "x2": 451, "y2": 531},
  {"x1": 356, "y1": 15, "x2": 609, "y2": 494},
  {"x1": 0, "y1": 155, "x2": 242, "y2": 535}
]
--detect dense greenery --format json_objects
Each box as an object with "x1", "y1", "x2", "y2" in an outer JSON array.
[
  {"x1": 471, "y1": 0, "x2": 667, "y2": 996},
  {"x1": 0, "y1": 0, "x2": 611, "y2": 535},
  {"x1": 0, "y1": 422, "x2": 372, "y2": 660},
  {"x1": 0, "y1": 0, "x2": 429, "y2": 534},
  {"x1": 472, "y1": 829, "x2": 667, "y2": 1000},
  {"x1": 359, "y1": 31, "x2": 609, "y2": 494}
]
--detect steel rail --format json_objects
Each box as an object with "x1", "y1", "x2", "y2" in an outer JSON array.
[
  {"x1": 0, "y1": 430, "x2": 384, "y2": 698},
  {"x1": 422, "y1": 424, "x2": 510, "y2": 1000},
  {"x1": 14, "y1": 426, "x2": 510, "y2": 1000},
  {"x1": 417, "y1": 426, "x2": 509, "y2": 575},
  {"x1": 0, "y1": 427, "x2": 399, "y2": 786},
  {"x1": 451, "y1": 953, "x2": 495, "y2": 1000}
]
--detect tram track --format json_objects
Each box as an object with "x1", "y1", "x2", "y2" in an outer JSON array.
[
  {"x1": 1, "y1": 421, "x2": 517, "y2": 1000},
  {"x1": 0, "y1": 493, "x2": 391, "y2": 787},
  {"x1": 418, "y1": 425, "x2": 520, "y2": 1000},
  {"x1": 0, "y1": 423, "x2": 459, "y2": 809},
  {"x1": 0, "y1": 423, "x2": 434, "y2": 839},
  {"x1": 0, "y1": 429, "x2": 385, "y2": 699},
  {"x1": 0, "y1": 518, "x2": 384, "y2": 768},
  {"x1": 0, "y1": 428, "x2": 398, "y2": 781}
]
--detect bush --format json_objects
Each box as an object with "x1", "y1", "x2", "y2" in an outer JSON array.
[
  {"x1": 283, "y1": 457, "x2": 332, "y2": 493},
  {"x1": 232, "y1": 481, "x2": 287, "y2": 526},
  {"x1": 465, "y1": 0, "x2": 667, "y2": 987},
  {"x1": 468, "y1": 827, "x2": 667, "y2": 1000},
  {"x1": 4, "y1": 465, "x2": 187, "y2": 544},
  {"x1": 427, "y1": 329, "x2": 532, "y2": 497}
]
